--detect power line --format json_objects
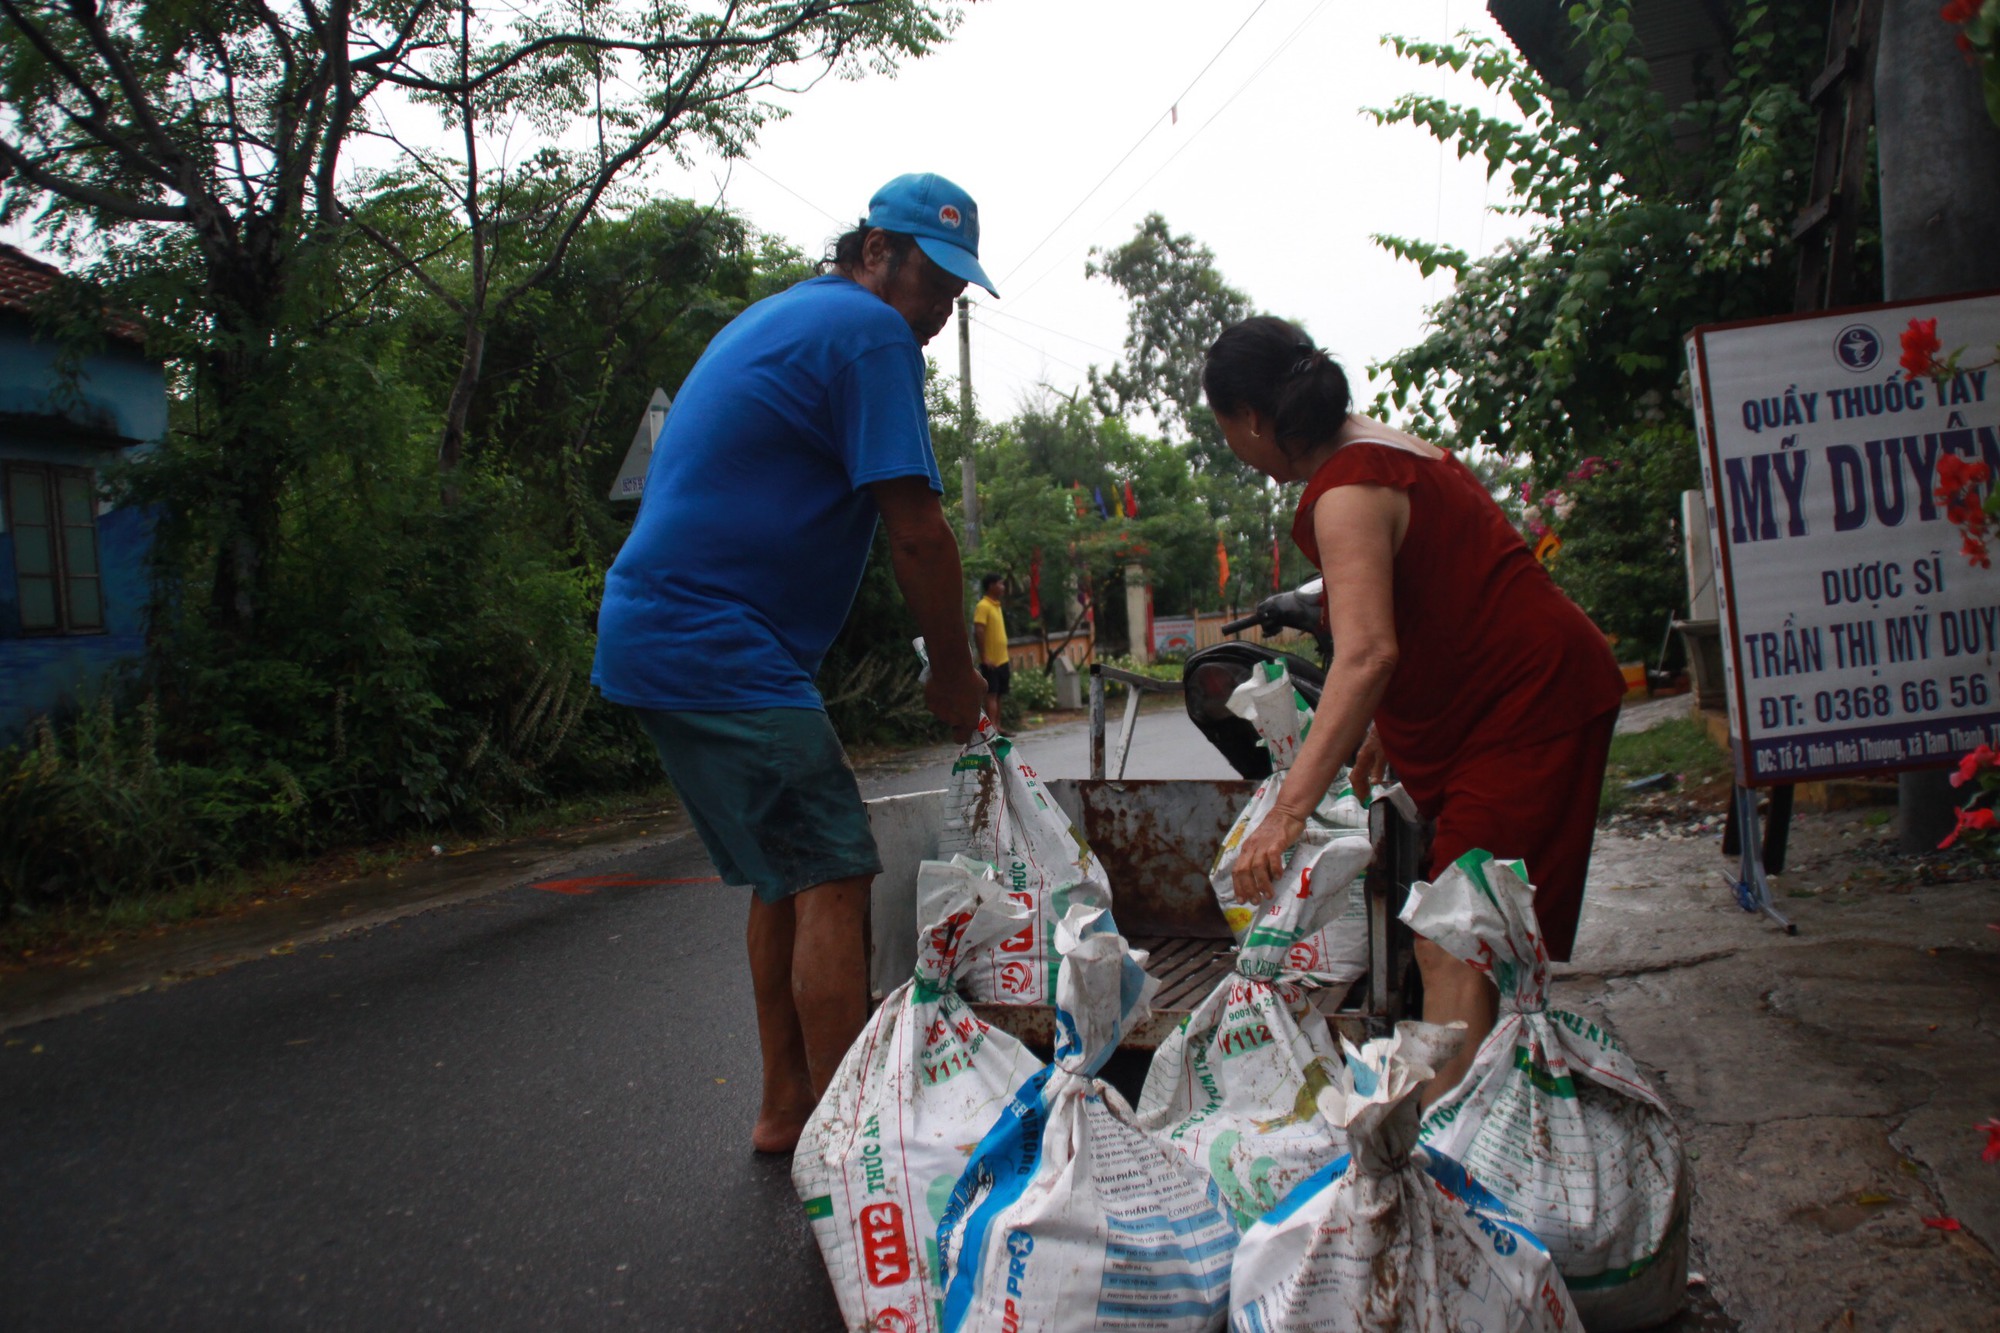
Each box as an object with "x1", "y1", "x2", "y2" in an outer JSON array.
[
  {"x1": 975, "y1": 302, "x2": 1122, "y2": 356},
  {"x1": 993, "y1": 0, "x2": 1274, "y2": 288},
  {"x1": 970, "y1": 314, "x2": 1090, "y2": 376},
  {"x1": 1006, "y1": 0, "x2": 1333, "y2": 308},
  {"x1": 735, "y1": 157, "x2": 848, "y2": 227}
]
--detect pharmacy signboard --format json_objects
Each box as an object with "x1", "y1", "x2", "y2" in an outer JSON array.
[{"x1": 1687, "y1": 290, "x2": 2000, "y2": 785}]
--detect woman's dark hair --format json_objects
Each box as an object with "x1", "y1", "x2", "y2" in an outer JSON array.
[
  {"x1": 1201, "y1": 316, "x2": 1351, "y2": 457},
  {"x1": 823, "y1": 220, "x2": 918, "y2": 277}
]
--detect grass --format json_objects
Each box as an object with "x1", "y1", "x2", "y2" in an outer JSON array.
[
  {"x1": 1, "y1": 781, "x2": 680, "y2": 960},
  {"x1": 1599, "y1": 717, "x2": 1732, "y2": 816}
]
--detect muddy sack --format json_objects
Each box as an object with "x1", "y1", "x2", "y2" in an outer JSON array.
[
  {"x1": 1137, "y1": 832, "x2": 1374, "y2": 1228},
  {"x1": 1227, "y1": 1022, "x2": 1580, "y2": 1333},
  {"x1": 941, "y1": 716, "x2": 1112, "y2": 1005},
  {"x1": 1405, "y1": 851, "x2": 1689, "y2": 1332},
  {"x1": 936, "y1": 904, "x2": 1238, "y2": 1333},
  {"x1": 794, "y1": 857, "x2": 1046, "y2": 1333}
]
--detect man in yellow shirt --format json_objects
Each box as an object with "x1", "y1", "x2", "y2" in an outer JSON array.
[{"x1": 972, "y1": 573, "x2": 1011, "y2": 726}]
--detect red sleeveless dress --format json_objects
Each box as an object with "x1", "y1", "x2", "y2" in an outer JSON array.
[{"x1": 1293, "y1": 442, "x2": 1624, "y2": 959}]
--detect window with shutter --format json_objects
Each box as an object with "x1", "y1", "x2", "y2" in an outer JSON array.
[{"x1": 4, "y1": 462, "x2": 106, "y2": 636}]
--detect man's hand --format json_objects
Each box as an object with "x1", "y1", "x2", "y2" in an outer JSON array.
[
  {"x1": 871, "y1": 476, "x2": 985, "y2": 743},
  {"x1": 926, "y1": 662, "x2": 986, "y2": 742},
  {"x1": 1232, "y1": 807, "x2": 1306, "y2": 906}
]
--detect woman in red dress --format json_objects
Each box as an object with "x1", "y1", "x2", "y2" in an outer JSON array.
[{"x1": 1205, "y1": 317, "x2": 1625, "y2": 1099}]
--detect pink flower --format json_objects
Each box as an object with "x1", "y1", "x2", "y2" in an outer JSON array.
[
  {"x1": 1939, "y1": 805, "x2": 1998, "y2": 850},
  {"x1": 1901, "y1": 317, "x2": 1943, "y2": 379},
  {"x1": 1953, "y1": 744, "x2": 1998, "y2": 788}
]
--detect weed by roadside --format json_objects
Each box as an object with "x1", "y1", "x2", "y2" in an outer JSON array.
[
  {"x1": 0, "y1": 780, "x2": 678, "y2": 960},
  {"x1": 1600, "y1": 717, "x2": 1733, "y2": 820}
]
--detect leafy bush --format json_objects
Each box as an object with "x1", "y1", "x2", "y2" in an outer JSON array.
[{"x1": 1010, "y1": 665, "x2": 1059, "y2": 712}]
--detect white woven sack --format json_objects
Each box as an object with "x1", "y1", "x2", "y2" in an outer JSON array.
[
  {"x1": 794, "y1": 857, "x2": 1046, "y2": 1333},
  {"x1": 1212, "y1": 666, "x2": 1415, "y2": 991},
  {"x1": 1406, "y1": 851, "x2": 1689, "y2": 1332},
  {"x1": 940, "y1": 715, "x2": 1111, "y2": 1005},
  {"x1": 1137, "y1": 831, "x2": 1373, "y2": 1228},
  {"x1": 936, "y1": 905, "x2": 1237, "y2": 1333},
  {"x1": 1228, "y1": 1022, "x2": 1581, "y2": 1333}
]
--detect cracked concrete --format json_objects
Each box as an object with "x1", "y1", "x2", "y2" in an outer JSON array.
[{"x1": 1554, "y1": 809, "x2": 2000, "y2": 1331}]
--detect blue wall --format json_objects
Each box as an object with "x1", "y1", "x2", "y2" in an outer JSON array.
[{"x1": 0, "y1": 316, "x2": 165, "y2": 744}]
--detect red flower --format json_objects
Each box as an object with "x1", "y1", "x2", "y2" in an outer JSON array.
[
  {"x1": 1954, "y1": 745, "x2": 1999, "y2": 788},
  {"x1": 1922, "y1": 1215, "x2": 1964, "y2": 1231},
  {"x1": 1940, "y1": 805, "x2": 1998, "y2": 849},
  {"x1": 1965, "y1": 535, "x2": 1994, "y2": 569},
  {"x1": 1942, "y1": 0, "x2": 1981, "y2": 22},
  {"x1": 1901, "y1": 317, "x2": 1943, "y2": 379},
  {"x1": 1979, "y1": 1119, "x2": 2000, "y2": 1164},
  {"x1": 1937, "y1": 453, "x2": 1990, "y2": 492}
]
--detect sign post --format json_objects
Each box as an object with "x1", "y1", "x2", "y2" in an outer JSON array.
[{"x1": 1688, "y1": 290, "x2": 2000, "y2": 925}]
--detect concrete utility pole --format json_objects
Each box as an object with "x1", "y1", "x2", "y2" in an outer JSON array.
[
  {"x1": 957, "y1": 296, "x2": 979, "y2": 550},
  {"x1": 1876, "y1": 0, "x2": 2000, "y2": 850}
]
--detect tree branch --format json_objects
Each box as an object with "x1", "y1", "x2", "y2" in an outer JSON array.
[{"x1": 0, "y1": 135, "x2": 192, "y2": 221}]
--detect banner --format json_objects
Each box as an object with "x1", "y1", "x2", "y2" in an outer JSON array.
[
  {"x1": 1687, "y1": 289, "x2": 2000, "y2": 785},
  {"x1": 1151, "y1": 616, "x2": 1196, "y2": 658}
]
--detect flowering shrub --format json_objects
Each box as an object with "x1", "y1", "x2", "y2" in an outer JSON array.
[
  {"x1": 1943, "y1": 743, "x2": 2000, "y2": 852},
  {"x1": 1942, "y1": 0, "x2": 2000, "y2": 129}
]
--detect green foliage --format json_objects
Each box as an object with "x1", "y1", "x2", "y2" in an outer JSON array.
[
  {"x1": 1371, "y1": 0, "x2": 1847, "y2": 643},
  {"x1": 1599, "y1": 716, "x2": 1731, "y2": 815},
  {"x1": 1087, "y1": 214, "x2": 1257, "y2": 477},
  {"x1": 1010, "y1": 668, "x2": 1059, "y2": 712}
]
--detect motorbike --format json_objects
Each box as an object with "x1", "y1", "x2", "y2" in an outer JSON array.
[{"x1": 1181, "y1": 578, "x2": 1331, "y2": 780}]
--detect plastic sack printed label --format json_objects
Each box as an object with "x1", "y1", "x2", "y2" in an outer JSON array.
[
  {"x1": 1406, "y1": 850, "x2": 1689, "y2": 1332},
  {"x1": 795, "y1": 857, "x2": 1046, "y2": 1333},
  {"x1": 937, "y1": 905, "x2": 1237, "y2": 1332},
  {"x1": 1138, "y1": 833, "x2": 1374, "y2": 1228},
  {"x1": 1210, "y1": 665, "x2": 1413, "y2": 990},
  {"x1": 940, "y1": 715, "x2": 1111, "y2": 1005},
  {"x1": 1228, "y1": 1021, "x2": 1581, "y2": 1333}
]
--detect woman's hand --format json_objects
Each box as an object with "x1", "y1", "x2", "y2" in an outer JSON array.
[
  {"x1": 1351, "y1": 725, "x2": 1386, "y2": 795},
  {"x1": 1232, "y1": 807, "x2": 1308, "y2": 905}
]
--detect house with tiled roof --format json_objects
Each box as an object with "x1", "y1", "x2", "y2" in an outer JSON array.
[{"x1": 0, "y1": 243, "x2": 165, "y2": 739}]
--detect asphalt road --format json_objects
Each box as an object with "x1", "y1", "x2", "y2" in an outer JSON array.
[{"x1": 1, "y1": 707, "x2": 1234, "y2": 1332}]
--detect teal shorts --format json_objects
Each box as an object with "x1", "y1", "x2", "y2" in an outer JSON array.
[{"x1": 632, "y1": 707, "x2": 882, "y2": 903}]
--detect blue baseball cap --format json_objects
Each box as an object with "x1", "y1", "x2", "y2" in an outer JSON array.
[{"x1": 865, "y1": 173, "x2": 998, "y2": 297}]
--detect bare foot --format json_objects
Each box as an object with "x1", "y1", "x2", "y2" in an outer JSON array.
[{"x1": 751, "y1": 1102, "x2": 815, "y2": 1154}]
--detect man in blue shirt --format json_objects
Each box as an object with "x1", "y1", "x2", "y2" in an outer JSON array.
[{"x1": 594, "y1": 173, "x2": 991, "y2": 1153}]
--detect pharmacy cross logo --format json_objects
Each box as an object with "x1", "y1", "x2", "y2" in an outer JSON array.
[
  {"x1": 1834, "y1": 324, "x2": 1881, "y2": 372},
  {"x1": 938, "y1": 204, "x2": 962, "y2": 228}
]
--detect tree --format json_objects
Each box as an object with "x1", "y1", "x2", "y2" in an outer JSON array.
[
  {"x1": 1087, "y1": 213, "x2": 1255, "y2": 475},
  {"x1": 1368, "y1": 0, "x2": 1839, "y2": 643},
  {"x1": 0, "y1": 0, "x2": 964, "y2": 623}
]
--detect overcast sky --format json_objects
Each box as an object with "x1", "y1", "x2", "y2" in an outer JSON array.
[
  {"x1": 650, "y1": 0, "x2": 1527, "y2": 423},
  {"x1": 4, "y1": 0, "x2": 1529, "y2": 428}
]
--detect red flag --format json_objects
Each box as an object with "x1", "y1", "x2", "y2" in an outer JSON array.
[
  {"x1": 1071, "y1": 483, "x2": 1086, "y2": 519},
  {"x1": 1124, "y1": 479, "x2": 1138, "y2": 518},
  {"x1": 1272, "y1": 536, "x2": 1282, "y2": 590},
  {"x1": 1215, "y1": 534, "x2": 1230, "y2": 594},
  {"x1": 1029, "y1": 548, "x2": 1043, "y2": 620}
]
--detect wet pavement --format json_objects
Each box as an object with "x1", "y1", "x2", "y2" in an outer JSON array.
[{"x1": 3, "y1": 701, "x2": 1996, "y2": 1329}]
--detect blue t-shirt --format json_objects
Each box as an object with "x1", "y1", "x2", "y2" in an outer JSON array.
[{"x1": 592, "y1": 274, "x2": 942, "y2": 711}]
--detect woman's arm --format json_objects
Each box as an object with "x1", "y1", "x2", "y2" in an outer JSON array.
[{"x1": 1229, "y1": 482, "x2": 1406, "y2": 903}]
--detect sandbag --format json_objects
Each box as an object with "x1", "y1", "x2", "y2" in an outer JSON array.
[
  {"x1": 940, "y1": 716, "x2": 1111, "y2": 1005},
  {"x1": 1137, "y1": 831, "x2": 1375, "y2": 1228},
  {"x1": 1210, "y1": 664, "x2": 1414, "y2": 996},
  {"x1": 794, "y1": 857, "x2": 1046, "y2": 1333},
  {"x1": 1405, "y1": 850, "x2": 1689, "y2": 1332},
  {"x1": 936, "y1": 904, "x2": 1238, "y2": 1333},
  {"x1": 1228, "y1": 1022, "x2": 1581, "y2": 1333}
]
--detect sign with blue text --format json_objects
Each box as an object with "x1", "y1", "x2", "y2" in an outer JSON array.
[{"x1": 1688, "y1": 290, "x2": 2000, "y2": 785}]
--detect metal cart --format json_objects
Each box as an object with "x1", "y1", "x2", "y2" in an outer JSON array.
[{"x1": 863, "y1": 665, "x2": 1424, "y2": 1050}]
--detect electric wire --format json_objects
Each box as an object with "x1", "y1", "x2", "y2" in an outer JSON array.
[
  {"x1": 992, "y1": 0, "x2": 1274, "y2": 288},
  {"x1": 1005, "y1": 0, "x2": 1334, "y2": 308}
]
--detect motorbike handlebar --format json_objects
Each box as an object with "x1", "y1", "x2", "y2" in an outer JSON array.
[{"x1": 1219, "y1": 613, "x2": 1261, "y2": 634}]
